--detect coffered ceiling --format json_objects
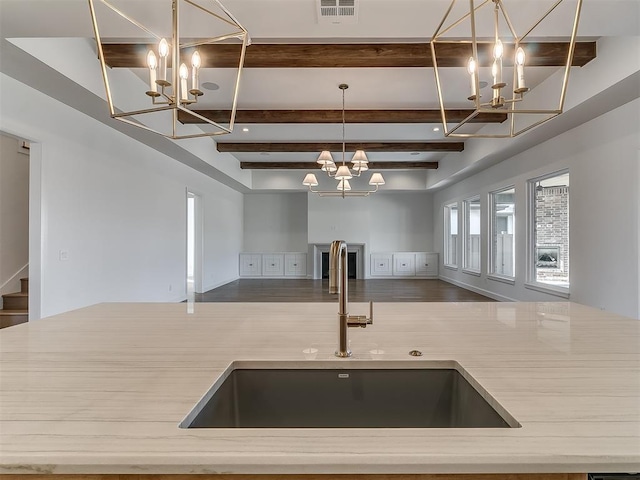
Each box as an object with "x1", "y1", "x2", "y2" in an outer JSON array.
[{"x1": 0, "y1": 0, "x2": 638, "y2": 193}]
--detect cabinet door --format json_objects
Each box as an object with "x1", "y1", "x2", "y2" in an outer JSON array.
[
  {"x1": 285, "y1": 253, "x2": 307, "y2": 276},
  {"x1": 370, "y1": 254, "x2": 392, "y2": 276},
  {"x1": 393, "y1": 253, "x2": 416, "y2": 276},
  {"x1": 240, "y1": 254, "x2": 262, "y2": 276},
  {"x1": 416, "y1": 253, "x2": 438, "y2": 277},
  {"x1": 262, "y1": 254, "x2": 285, "y2": 276}
]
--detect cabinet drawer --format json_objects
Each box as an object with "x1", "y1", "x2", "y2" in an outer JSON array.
[
  {"x1": 371, "y1": 254, "x2": 392, "y2": 276},
  {"x1": 393, "y1": 253, "x2": 416, "y2": 276},
  {"x1": 416, "y1": 253, "x2": 438, "y2": 277},
  {"x1": 284, "y1": 253, "x2": 307, "y2": 277},
  {"x1": 262, "y1": 254, "x2": 285, "y2": 276},
  {"x1": 239, "y1": 254, "x2": 262, "y2": 276}
]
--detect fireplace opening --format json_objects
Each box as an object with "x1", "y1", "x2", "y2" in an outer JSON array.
[{"x1": 322, "y1": 252, "x2": 357, "y2": 279}]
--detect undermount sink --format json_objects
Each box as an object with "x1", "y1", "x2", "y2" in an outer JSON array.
[{"x1": 180, "y1": 361, "x2": 519, "y2": 429}]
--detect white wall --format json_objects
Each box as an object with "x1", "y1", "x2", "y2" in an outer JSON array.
[
  {"x1": 434, "y1": 98, "x2": 640, "y2": 319},
  {"x1": 0, "y1": 134, "x2": 29, "y2": 298},
  {"x1": 367, "y1": 193, "x2": 434, "y2": 252},
  {"x1": 243, "y1": 193, "x2": 308, "y2": 252},
  {"x1": 242, "y1": 191, "x2": 434, "y2": 257},
  {"x1": 308, "y1": 192, "x2": 433, "y2": 252},
  {"x1": 1, "y1": 73, "x2": 243, "y2": 318}
]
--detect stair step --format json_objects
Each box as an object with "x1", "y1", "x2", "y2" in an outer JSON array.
[
  {"x1": 0, "y1": 309, "x2": 28, "y2": 315},
  {"x1": 20, "y1": 277, "x2": 29, "y2": 293},
  {"x1": 0, "y1": 310, "x2": 28, "y2": 329},
  {"x1": 2, "y1": 292, "x2": 28, "y2": 310}
]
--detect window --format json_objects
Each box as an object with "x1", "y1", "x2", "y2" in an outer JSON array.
[
  {"x1": 463, "y1": 196, "x2": 481, "y2": 273},
  {"x1": 489, "y1": 187, "x2": 515, "y2": 279},
  {"x1": 444, "y1": 202, "x2": 458, "y2": 268},
  {"x1": 528, "y1": 171, "x2": 569, "y2": 291}
]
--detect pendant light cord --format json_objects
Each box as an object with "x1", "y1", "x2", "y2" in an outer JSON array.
[{"x1": 342, "y1": 87, "x2": 346, "y2": 166}]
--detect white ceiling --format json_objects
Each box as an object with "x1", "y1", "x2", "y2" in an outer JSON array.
[{"x1": 1, "y1": 0, "x2": 639, "y2": 193}]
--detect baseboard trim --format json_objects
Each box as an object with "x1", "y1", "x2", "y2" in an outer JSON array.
[{"x1": 439, "y1": 276, "x2": 518, "y2": 303}]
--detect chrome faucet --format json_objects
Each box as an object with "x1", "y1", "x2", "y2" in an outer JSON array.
[{"x1": 329, "y1": 240, "x2": 373, "y2": 357}]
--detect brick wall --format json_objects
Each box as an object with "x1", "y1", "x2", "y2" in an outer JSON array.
[{"x1": 535, "y1": 186, "x2": 569, "y2": 283}]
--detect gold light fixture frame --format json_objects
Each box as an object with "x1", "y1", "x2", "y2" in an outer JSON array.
[
  {"x1": 431, "y1": 0, "x2": 583, "y2": 138},
  {"x1": 88, "y1": 0, "x2": 250, "y2": 139}
]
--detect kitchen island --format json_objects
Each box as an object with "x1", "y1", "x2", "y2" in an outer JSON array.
[{"x1": 0, "y1": 302, "x2": 638, "y2": 478}]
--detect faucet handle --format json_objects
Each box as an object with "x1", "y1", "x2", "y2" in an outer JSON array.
[{"x1": 347, "y1": 301, "x2": 374, "y2": 328}]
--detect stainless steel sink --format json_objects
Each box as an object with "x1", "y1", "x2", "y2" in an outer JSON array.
[{"x1": 180, "y1": 361, "x2": 519, "y2": 429}]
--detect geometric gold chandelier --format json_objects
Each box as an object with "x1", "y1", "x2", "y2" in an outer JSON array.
[
  {"x1": 88, "y1": 0, "x2": 250, "y2": 139},
  {"x1": 303, "y1": 84, "x2": 385, "y2": 197},
  {"x1": 431, "y1": 0, "x2": 583, "y2": 138}
]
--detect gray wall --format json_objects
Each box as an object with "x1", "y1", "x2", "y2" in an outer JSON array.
[
  {"x1": 1, "y1": 73, "x2": 244, "y2": 319},
  {"x1": 434, "y1": 98, "x2": 640, "y2": 319},
  {"x1": 243, "y1": 193, "x2": 309, "y2": 252},
  {"x1": 242, "y1": 190, "x2": 435, "y2": 278}
]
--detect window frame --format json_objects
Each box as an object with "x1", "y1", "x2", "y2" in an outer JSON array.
[
  {"x1": 462, "y1": 195, "x2": 481, "y2": 276},
  {"x1": 488, "y1": 185, "x2": 516, "y2": 283},
  {"x1": 526, "y1": 169, "x2": 570, "y2": 298},
  {"x1": 443, "y1": 202, "x2": 459, "y2": 269}
]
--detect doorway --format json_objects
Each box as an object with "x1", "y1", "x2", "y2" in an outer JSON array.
[{"x1": 186, "y1": 191, "x2": 203, "y2": 300}]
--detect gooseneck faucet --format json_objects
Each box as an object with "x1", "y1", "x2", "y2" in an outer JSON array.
[{"x1": 329, "y1": 240, "x2": 373, "y2": 357}]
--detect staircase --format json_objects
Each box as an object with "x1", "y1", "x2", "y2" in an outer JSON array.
[{"x1": 0, "y1": 278, "x2": 28, "y2": 328}]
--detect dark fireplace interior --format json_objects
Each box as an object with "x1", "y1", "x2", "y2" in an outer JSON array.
[{"x1": 322, "y1": 252, "x2": 357, "y2": 279}]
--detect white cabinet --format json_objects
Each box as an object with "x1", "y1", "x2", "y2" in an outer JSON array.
[
  {"x1": 370, "y1": 252, "x2": 438, "y2": 278},
  {"x1": 239, "y1": 254, "x2": 261, "y2": 276},
  {"x1": 393, "y1": 253, "x2": 416, "y2": 276},
  {"x1": 415, "y1": 253, "x2": 438, "y2": 277},
  {"x1": 240, "y1": 253, "x2": 307, "y2": 278},
  {"x1": 370, "y1": 254, "x2": 392, "y2": 276},
  {"x1": 262, "y1": 254, "x2": 285, "y2": 277},
  {"x1": 284, "y1": 253, "x2": 307, "y2": 277}
]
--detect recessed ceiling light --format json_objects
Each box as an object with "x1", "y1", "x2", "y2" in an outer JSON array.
[
  {"x1": 202, "y1": 82, "x2": 220, "y2": 91},
  {"x1": 242, "y1": 127, "x2": 249, "y2": 132},
  {"x1": 433, "y1": 127, "x2": 440, "y2": 132}
]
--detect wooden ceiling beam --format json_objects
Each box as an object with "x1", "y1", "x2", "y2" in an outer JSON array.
[
  {"x1": 102, "y1": 42, "x2": 596, "y2": 69},
  {"x1": 241, "y1": 161, "x2": 439, "y2": 170},
  {"x1": 178, "y1": 109, "x2": 506, "y2": 124},
  {"x1": 218, "y1": 142, "x2": 463, "y2": 153}
]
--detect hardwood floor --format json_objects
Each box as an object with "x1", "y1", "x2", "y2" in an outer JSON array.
[{"x1": 194, "y1": 279, "x2": 494, "y2": 303}]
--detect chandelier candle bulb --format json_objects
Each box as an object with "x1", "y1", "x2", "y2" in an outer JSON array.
[
  {"x1": 191, "y1": 51, "x2": 201, "y2": 93},
  {"x1": 179, "y1": 63, "x2": 189, "y2": 102},
  {"x1": 515, "y1": 47, "x2": 529, "y2": 93},
  {"x1": 146, "y1": 51, "x2": 158, "y2": 94},
  {"x1": 492, "y1": 39, "x2": 504, "y2": 87},
  {"x1": 467, "y1": 57, "x2": 477, "y2": 99},
  {"x1": 157, "y1": 38, "x2": 169, "y2": 85}
]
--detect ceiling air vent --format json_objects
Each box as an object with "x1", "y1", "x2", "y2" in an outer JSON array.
[{"x1": 317, "y1": 0, "x2": 359, "y2": 25}]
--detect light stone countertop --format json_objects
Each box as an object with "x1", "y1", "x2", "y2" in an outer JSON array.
[{"x1": 0, "y1": 301, "x2": 639, "y2": 475}]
